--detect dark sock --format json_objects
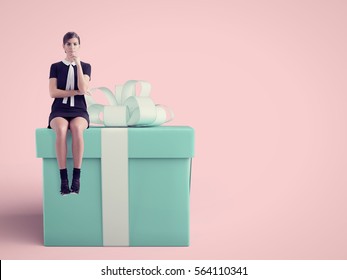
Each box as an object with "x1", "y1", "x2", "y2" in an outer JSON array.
[
  {"x1": 60, "y1": 168, "x2": 68, "y2": 180},
  {"x1": 73, "y1": 168, "x2": 81, "y2": 180}
]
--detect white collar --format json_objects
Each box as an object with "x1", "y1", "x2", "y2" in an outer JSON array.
[{"x1": 62, "y1": 59, "x2": 76, "y2": 66}]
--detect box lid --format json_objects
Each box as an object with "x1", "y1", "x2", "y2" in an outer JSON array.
[{"x1": 36, "y1": 126, "x2": 194, "y2": 158}]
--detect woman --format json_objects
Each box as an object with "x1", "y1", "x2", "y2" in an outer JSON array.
[{"x1": 48, "y1": 32, "x2": 91, "y2": 195}]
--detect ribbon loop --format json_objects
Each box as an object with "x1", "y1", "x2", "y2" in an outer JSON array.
[{"x1": 87, "y1": 80, "x2": 173, "y2": 127}]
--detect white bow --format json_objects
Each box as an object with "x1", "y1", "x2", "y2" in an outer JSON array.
[{"x1": 86, "y1": 80, "x2": 174, "y2": 127}]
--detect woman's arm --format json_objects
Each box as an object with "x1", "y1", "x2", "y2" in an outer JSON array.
[
  {"x1": 75, "y1": 59, "x2": 90, "y2": 94},
  {"x1": 49, "y1": 78, "x2": 78, "y2": 98}
]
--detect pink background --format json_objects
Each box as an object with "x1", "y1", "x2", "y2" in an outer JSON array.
[{"x1": 0, "y1": 0, "x2": 346, "y2": 259}]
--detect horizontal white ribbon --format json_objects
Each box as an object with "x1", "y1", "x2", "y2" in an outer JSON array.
[
  {"x1": 86, "y1": 80, "x2": 174, "y2": 127},
  {"x1": 101, "y1": 128, "x2": 129, "y2": 246}
]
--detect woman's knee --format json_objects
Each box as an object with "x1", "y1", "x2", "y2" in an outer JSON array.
[
  {"x1": 70, "y1": 117, "x2": 88, "y2": 135},
  {"x1": 50, "y1": 118, "x2": 69, "y2": 137}
]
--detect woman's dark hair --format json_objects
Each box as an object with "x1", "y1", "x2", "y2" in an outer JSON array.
[{"x1": 63, "y1": 32, "x2": 80, "y2": 45}]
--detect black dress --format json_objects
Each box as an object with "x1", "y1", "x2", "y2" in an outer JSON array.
[{"x1": 48, "y1": 60, "x2": 91, "y2": 128}]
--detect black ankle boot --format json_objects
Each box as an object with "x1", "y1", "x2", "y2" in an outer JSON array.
[
  {"x1": 70, "y1": 178, "x2": 80, "y2": 194},
  {"x1": 71, "y1": 168, "x2": 81, "y2": 194},
  {"x1": 60, "y1": 179, "x2": 70, "y2": 196}
]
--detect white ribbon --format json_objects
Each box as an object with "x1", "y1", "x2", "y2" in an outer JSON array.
[
  {"x1": 62, "y1": 60, "x2": 75, "y2": 107},
  {"x1": 101, "y1": 128, "x2": 129, "y2": 246},
  {"x1": 86, "y1": 80, "x2": 174, "y2": 127}
]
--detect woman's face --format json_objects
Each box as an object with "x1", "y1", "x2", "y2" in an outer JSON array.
[{"x1": 63, "y1": 37, "x2": 80, "y2": 57}]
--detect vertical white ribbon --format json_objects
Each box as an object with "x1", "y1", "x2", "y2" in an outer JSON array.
[
  {"x1": 101, "y1": 128, "x2": 129, "y2": 246},
  {"x1": 62, "y1": 61, "x2": 75, "y2": 107}
]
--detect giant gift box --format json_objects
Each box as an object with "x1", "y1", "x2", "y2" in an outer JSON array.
[{"x1": 36, "y1": 126, "x2": 194, "y2": 246}]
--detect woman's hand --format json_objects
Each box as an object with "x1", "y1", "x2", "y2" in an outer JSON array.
[
  {"x1": 75, "y1": 89, "x2": 92, "y2": 96},
  {"x1": 66, "y1": 51, "x2": 81, "y2": 65},
  {"x1": 72, "y1": 54, "x2": 81, "y2": 65}
]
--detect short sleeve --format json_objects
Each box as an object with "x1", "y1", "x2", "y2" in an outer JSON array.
[
  {"x1": 49, "y1": 63, "x2": 57, "y2": 79},
  {"x1": 82, "y1": 63, "x2": 91, "y2": 80}
]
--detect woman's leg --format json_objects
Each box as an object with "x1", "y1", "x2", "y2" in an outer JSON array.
[
  {"x1": 69, "y1": 117, "x2": 88, "y2": 194},
  {"x1": 50, "y1": 117, "x2": 70, "y2": 195},
  {"x1": 69, "y1": 117, "x2": 88, "y2": 168},
  {"x1": 50, "y1": 117, "x2": 69, "y2": 169}
]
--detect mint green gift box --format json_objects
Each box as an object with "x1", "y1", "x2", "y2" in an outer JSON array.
[{"x1": 36, "y1": 126, "x2": 194, "y2": 246}]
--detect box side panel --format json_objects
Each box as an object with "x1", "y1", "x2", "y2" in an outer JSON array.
[
  {"x1": 129, "y1": 158, "x2": 190, "y2": 246},
  {"x1": 43, "y1": 158, "x2": 103, "y2": 246}
]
